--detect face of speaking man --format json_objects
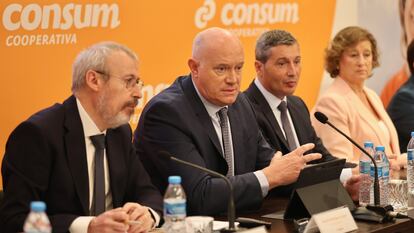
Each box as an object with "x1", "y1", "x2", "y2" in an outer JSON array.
[
  {"x1": 189, "y1": 28, "x2": 245, "y2": 107},
  {"x1": 255, "y1": 43, "x2": 301, "y2": 99},
  {"x1": 95, "y1": 50, "x2": 142, "y2": 129}
]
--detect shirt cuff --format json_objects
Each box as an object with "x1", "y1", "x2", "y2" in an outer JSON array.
[
  {"x1": 148, "y1": 207, "x2": 161, "y2": 228},
  {"x1": 340, "y1": 168, "x2": 353, "y2": 183},
  {"x1": 254, "y1": 170, "x2": 269, "y2": 197},
  {"x1": 69, "y1": 216, "x2": 95, "y2": 233}
]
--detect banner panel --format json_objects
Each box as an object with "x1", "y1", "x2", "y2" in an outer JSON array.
[{"x1": 0, "y1": 0, "x2": 336, "y2": 187}]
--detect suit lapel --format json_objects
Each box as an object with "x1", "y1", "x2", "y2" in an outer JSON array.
[
  {"x1": 286, "y1": 97, "x2": 304, "y2": 145},
  {"x1": 335, "y1": 78, "x2": 389, "y2": 148},
  {"x1": 106, "y1": 129, "x2": 127, "y2": 208},
  {"x1": 180, "y1": 76, "x2": 224, "y2": 157},
  {"x1": 247, "y1": 82, "x2": 290, "y2": 150},
  {"x1": 227, "y1": 105, "x2": 242, "y2": 174},
  {"x1": 339, "y1": 79, "x2": 386, "y2": 145},
  {"x1": 364, "y1": 89, "x2": 397, "y2": 151},
  {"x1": 63, "y1": 96, "x2": 90, "y2": 214}
]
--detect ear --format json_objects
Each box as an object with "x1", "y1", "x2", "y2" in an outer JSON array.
[
  {"x1": 188, "y1": 58, "x2": 199, "y2": 78},
  {"x1": 84, "y1": 70, "x2": 101, "y2": 92},
  {"x1": 254, "y1": 60, "x2": 264, "y2": 77}
]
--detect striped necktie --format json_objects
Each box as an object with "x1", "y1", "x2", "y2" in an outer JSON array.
[{"x1": 217, "y1": 107, "x2": 234, "y2": 177}]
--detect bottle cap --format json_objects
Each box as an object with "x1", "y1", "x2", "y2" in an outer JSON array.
[
  {"x1": 168, "y1": 176, "x2": 182, "y2": 184},
  {"x1": 30, "y1": 201, "x2": 46, "y2": 212},
  {"x1": 375, "y1": 145, "x2": 385, "y2": 152},
  {"x1": 364, "y1": 141, "x2": 374, "y2": 148}
]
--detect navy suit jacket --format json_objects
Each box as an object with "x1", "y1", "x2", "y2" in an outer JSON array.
[
  {"x1": 244, "y1": 82, "x2": 336, "y2": 162},
  {"x1": 134, "y1": 75, "x2": 275, "y2": 215},
  {"x1": 0, "y1": 96, "x2": 162, "y2": 233},
  {"x1": 388, "y1": 76, "x2": 414, "y2": 152}
]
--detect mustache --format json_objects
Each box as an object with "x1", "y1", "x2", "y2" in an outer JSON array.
[{"x1": 124, "y1": 98, "x2": 139, "y2": 108}]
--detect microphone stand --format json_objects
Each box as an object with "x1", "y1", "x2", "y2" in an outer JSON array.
[
  {"x1": 314, "y1": 112, "x2": 395, "y2": 222},
  {"x1": 167, "y1": 155, "x2": 237, "y2": 232},
  {"x1": 324, "y1": 121, "x2": 380, "y2": 206}
]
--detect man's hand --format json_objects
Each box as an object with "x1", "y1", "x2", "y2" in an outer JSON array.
[
  {"x1": 123, "y1": 202, "x2": 155, "y2": 233},
  {"x1": 262, "y1": 143, "x2": 322, "y2": 189},
  {"x1": 87, "y1": 208, "x2": 129, "y2": 233},
  {"x1": 344, "y1": 175, "x2": 361, "y2": 201}
]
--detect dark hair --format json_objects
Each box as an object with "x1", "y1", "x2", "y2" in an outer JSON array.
[
  {"x1": 255, "y1": 30, "x2": 298, "y2": 63},
  {"x1": 325, "y1": 26, "x2": 380, "y2": 78},
  {"x1": 407, "y1": 39, "x2": 414, "y2": 74}
]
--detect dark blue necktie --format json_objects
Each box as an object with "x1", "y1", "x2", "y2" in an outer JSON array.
[{"x1": 90, "y1": 134, "x2": 106, "y2": 216}]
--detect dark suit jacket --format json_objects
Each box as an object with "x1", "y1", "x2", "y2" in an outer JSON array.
[
  {"x1": 387, "y1": 76, "x2": 414, "y2": 152},
  {"x1": 0, "y1": 96, "x2": 162, "y2": 233},
  {"x1": 134, "y1": 75, "x2": 275, "y2": 215},
  {"x1": 244, "y1": 81, "x2": 336, "y2": 162}
]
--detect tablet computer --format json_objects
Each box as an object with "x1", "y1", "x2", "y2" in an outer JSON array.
[{"x1": 283, "y1": 158, "x2": 356, "y2": 220}]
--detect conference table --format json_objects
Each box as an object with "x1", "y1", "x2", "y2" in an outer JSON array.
[
  {"x1": 236, "y1": 195, "x2": 414, "y2": 233},
  {"x1": 231, "y1": 169, "x2": 414, "y2": 233}
]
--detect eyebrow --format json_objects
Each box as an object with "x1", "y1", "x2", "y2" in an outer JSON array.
[{"x1": 124, "y1": 74, "x2": 141, "y2": 79}]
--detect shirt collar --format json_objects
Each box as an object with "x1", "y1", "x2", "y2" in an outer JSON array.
[
  {"x1": 76, "y1": 98, "x2": 106, "y2": 137},
  {"x1": 254, "y1": 78, "x2": 287, "y2": 110},
  {"x1": 191, "y1": 78, "x2": 228, "y2": 117}
]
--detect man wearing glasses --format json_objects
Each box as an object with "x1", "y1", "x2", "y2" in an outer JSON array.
[{"x1": 0, "y1": 42, "x2": 162, "y2": 233}]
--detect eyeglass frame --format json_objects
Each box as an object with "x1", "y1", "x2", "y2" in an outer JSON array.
[{"x1": 93, "y1": 70, "x2": 144, "y2": 90}]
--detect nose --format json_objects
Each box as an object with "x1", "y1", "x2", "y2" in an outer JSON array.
[
  {"x1": 287, "y1": 62, "x2": 298, "y2": 77},
  {"x1": 225, "y1": 69, "x2": 239, "y2": 84},
  {"x1": 131, "y1": 84, "x2": 143, "y2": 99},
  {"x1": 357, "y1": 54, "x2": 366, "y2": 65}
]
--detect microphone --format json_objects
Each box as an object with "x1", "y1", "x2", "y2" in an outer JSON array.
[
  {"x1": 314, "y1": 111, "x2": 380, "y2": 206},
  {"x1": 159, "y1": 151, "x2": 237, "y2": 232}
]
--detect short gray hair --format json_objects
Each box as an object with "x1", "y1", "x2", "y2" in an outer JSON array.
[
  {"x1": 71, "y1": 41, "x2": 137, "y2": 93},
  {"x1": 255, "y1": 30, "x2": 298, "y2": 63}
]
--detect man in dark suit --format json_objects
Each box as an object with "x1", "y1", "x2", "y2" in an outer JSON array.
[
  {"x1": 388, "y1": 39, "x2": 414, "y2": 153},
  {"x1": 0, "y1": 42, "x2": 162, "y2": 233},
  {"x1": 244, "y1": 30, "x2": 335, "y2": 161},
  {"x1": 244, "y1": 30, "x2": 359, "y2": 199},
  {"x1": 134, "y1": 27, "x2": 322, "y2": 215}
]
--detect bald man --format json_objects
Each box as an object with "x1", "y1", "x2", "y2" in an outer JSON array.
[{"x1": 134, "y1": 28, "x2": 321, "y2": 215}]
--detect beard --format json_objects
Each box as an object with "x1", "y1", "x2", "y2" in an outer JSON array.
[{"x1": 97, "y1": 90, "x2": 138, "y2": 129}]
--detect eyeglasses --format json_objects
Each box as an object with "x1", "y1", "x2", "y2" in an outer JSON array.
[{"x1": 93, "y1": 70, "x2": 144, "y2": 90}]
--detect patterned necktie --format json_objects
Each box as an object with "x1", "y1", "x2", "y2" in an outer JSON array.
[
  {"x1": 277, "y1": 101, "x2": 297, "y2": 151},
  {"x1": 90, "y1": 134, "x2": 106, "y2": 216},
  {"x1": 217, "y1": 107, "x2": 234, "y2": 177}
]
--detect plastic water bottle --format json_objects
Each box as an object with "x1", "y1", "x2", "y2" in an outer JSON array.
[
  {"x1": 407, "y1": 132, "x2": 414, "y2": 207},
  {"x1": 372, "y1": 146, "x2": 389, "y2": 205},
  {"x1": 382, "y1": 147, "x2": 390, "y2": 205},
  {"x1": 23, "y1": 201, "x2": 52, "y2": 233},
  {"x1": 360, "y1": 141, "x2": 374, "y2": 206},
  {"x1": 163, "y1": 176, "x2": 186, "y2": 233}
]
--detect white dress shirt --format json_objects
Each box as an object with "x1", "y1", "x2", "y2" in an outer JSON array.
[{"x1": 69, "y1": 98, "x2": 159, "y2": 233}]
